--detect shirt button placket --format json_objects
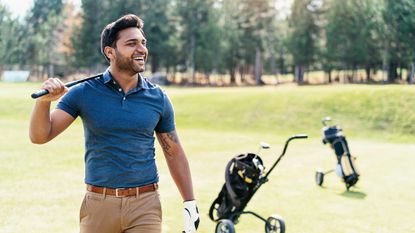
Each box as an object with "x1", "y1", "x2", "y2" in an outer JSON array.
[{"x1": 121, "y1": 95, "x2": 127, "y2": 109}]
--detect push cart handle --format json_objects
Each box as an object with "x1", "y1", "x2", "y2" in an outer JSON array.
[
  {"x1": 264, "y1": 134, "x2": 308, "y2": 179},
  {"x1": 281, "y1": 134, "x2": 308, "y2": 160},
  {"x1": 291, "y1": 134, "x2": 308, "y2": 139}
]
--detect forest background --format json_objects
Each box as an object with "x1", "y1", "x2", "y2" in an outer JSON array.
[{"x1": 0, "y1": 0, "x2": 415, "y2": 85}]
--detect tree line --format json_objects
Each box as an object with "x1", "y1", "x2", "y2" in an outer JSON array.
[{"x1": 0, "y1": 0, "x2": 414, "y2": 84}]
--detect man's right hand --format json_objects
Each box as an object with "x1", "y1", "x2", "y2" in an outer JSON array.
[{"x1": 38, "y1": 78, "x2": 68, "y2": 102}]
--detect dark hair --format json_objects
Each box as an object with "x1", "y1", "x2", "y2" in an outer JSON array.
[{"x1": 100, "y1": 14, "x2": 144, "y2": 62}]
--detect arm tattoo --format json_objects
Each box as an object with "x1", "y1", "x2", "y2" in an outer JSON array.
[
  {"x1": 166, "y1": 131, "x2": 179, "y2": 144},
  {"x1": 159, "y1": 131, "x2": 179, "y2": 157}
]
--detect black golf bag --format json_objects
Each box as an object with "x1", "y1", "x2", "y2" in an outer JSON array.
[
  {"x1": 209, "y1": 153, "x2": 264, "y2": 222},
  {"x1": 210, "y1": 135, "x2": 307, "y2": 233},
  {"x1": 316, "y1": 117, "x2": 360, "y2": 190}
]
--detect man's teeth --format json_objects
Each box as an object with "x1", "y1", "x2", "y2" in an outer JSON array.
[{"x1": 134, "y1": 56, "x2": 144, "y2": 61}]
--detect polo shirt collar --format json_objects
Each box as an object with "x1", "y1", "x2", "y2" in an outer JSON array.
[
  {"x1": 138, "y1": 73, "x2": 150, "y2": 90},
  {"x1": 102, "y1": 68, "x2": 150, "y2": 90}
]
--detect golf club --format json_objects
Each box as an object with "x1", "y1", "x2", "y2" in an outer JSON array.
[{"x1": 31, "y1": 73, "x2": 102, "y2": 99}]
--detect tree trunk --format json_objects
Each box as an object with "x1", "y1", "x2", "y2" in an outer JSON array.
[
  {"x1": 254, "y1": 47, "x2": 263, "y2": 85},
  {"x1": 398, "y1": 65, "x2": 403, "y2": 80},
  {"x1": 387, "y1": 61, "x2": 398, "y2": 83},
  {"x1": 327, "y1": 69, "x2": 332, "y2": 83},
  {"x1": 269, "y1": 45, "x2": 279, "y2": 84},
  {"x1": 187, "y1": 31, "x2": 196, "y2": 85},
  {"x1": 151, "y1": 54, "x2": 159, "y2": 73},
  {"x1": 48, "y1": 64, "x2": 54, "y2": 78},
  {"x1": 229, "y1": 66, "x2": 236, "y2": 85},
  {"x1": 408, "y1": 62, "x2": 415, "y2": 84},
  {"x1": 278, "y1": 52, "x2": 285, "y2": 74},
  {"x1": 294, "y1": 65, "x2": 304, "y2": 84},
  {"x1": 172, "y1": 66, "x2": 177, "y2": 84},
  {"x1": 239, "y1": 65, "x2": 245, "y2": 84},
  {"x1": 351, "y1": 66, "x2": 356, "y2": 83},
  {"x1": 365, "y1": 66, "x2": 371, "y2": 82},
  {"x1": 190, "y1": 13, "x2": 196, "y2": 85},
  {"x1": 270, "y1": 49, "x2": 276, "y2": 76},
  {"x1": 205, "y1": 72, "x2": 210, "y2": 85},
  {"x1": 42, "y1": 65, "x2": 47, "y2": 80}
]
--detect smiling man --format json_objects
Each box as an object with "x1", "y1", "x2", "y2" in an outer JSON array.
[{"x1": 29, "y1": 14, "x2": 199, "y2": 233}]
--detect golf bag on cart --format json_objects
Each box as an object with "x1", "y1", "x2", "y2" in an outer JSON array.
[
  {"x1": 209, "y1": 135, "x2": 308, "y2": 233},
  {"x1": 209, "y1": 153, "x2": 264, "y2": 222},
  {"x1": 315, "y1": 117, "x2": 359, "y2": 190}
]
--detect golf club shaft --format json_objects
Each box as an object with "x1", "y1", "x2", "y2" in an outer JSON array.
[{"x1": 31, "y1": 74, "x2": 102, "y2": 99}]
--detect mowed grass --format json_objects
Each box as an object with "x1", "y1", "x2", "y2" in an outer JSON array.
[{"x1": 0, "y1": 82, "x2": 414, "y2": 233}]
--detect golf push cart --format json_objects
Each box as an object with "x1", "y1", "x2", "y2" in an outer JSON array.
[
  {"x1": 209, "y1": 134, "x2": 308, "y2": 233},
  {"x1": 315, "y1": 116, "x2": 360, "y2": 190}
]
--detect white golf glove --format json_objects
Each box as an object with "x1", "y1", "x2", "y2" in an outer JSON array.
[{"x1": 183, "y1": 200, "x2": 200, "y2": 233}]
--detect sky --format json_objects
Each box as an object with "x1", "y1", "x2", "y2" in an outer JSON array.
[
  {"x1": 1, "y1": 0, "x2": 293, "y2": 19},
  {"x1": 0, "y1": 0, "x2": 81, "y2": 19},
  {"x1": 1, "y1": 0, "x2": 33, "y2": 18}
]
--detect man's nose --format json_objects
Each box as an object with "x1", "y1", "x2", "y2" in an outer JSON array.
[{"x1": 136, "y1": 44, "x2": 146, "y2": 52}]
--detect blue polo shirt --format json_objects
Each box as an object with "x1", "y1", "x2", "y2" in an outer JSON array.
[{"x1": 56, "y1": 69, "x2": 175, "y2": 188}]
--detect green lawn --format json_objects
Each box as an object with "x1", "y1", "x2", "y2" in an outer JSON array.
[{"x1": 0, "y1": 82, "x2": 414, "y2": 233}]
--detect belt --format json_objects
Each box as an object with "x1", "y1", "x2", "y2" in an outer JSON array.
[{"x1": 87, "y1": 183, "x2": 158, "y2": 197}]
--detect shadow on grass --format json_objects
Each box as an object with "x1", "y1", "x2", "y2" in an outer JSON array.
[{"x1": 339, "y1": 189, "x2": 367, "y2": 199}]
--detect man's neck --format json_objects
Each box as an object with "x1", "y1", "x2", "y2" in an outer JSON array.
[{"x1": 109, "y1": 66, "x2": 139, "y2": 93}]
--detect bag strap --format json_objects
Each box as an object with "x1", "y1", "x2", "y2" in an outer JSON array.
[
  {"x1": 208, "y1": 185, "x2": 225, "y2": 221},
  {"x1": 225, "y1": 158, "x2": 241, "y2": 208}
]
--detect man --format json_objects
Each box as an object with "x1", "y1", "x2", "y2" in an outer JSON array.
[{"x1": 29, "y1": 14, "x2": 199, "y2": 233}]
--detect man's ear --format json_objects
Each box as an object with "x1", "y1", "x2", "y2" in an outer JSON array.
[{"x1": 104, "y1": 46, "x2": 115, "y2": 60}]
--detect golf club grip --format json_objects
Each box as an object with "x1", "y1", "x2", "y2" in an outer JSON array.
[
  {"x1": 30, "y1": 74, "x2": 102, "y2": 99},
  {"x1": 31, "y1": 89, "x2": 49, "y2": 99}
]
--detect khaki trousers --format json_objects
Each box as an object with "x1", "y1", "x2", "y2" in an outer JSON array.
[{"x1": 80, "y1": 190, "x2": 162, "y2": 233}]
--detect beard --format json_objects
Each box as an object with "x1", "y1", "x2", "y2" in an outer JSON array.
[{"x1": 114, "y1": 49, "x2": 145, "y2": 75}]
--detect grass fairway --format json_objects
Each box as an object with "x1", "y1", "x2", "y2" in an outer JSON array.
[{"x1": 0, "y1": 82, "x2": 414, "y2": 233}]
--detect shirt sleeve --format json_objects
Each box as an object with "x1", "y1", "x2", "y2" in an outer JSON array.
[
  {"x1": 56, "y1": 85, "x2": 82, "y2": 119},
  {"x1": 155, "y1": 91, "x2": 176, "y2": 133}
]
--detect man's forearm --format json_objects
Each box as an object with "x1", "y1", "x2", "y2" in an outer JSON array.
[
  {"x1": 29, "y1": 100, "x2": 52, "y2": 144},
  {"x1": 166, "y1": 153, "x2": 195, "y2": 201},
  {"x1": 157, "y1": 131, "x2": 195, "y2": 200}
]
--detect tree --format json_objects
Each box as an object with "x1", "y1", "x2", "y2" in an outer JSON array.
[
  {"x1": 264, "y1": 17, "x2": 289, "y2": 84},
  {"x1": 218, "y1": 0, "x2": 277, "y2": 85},
  {"x1": 26, "y1": 0, "x2": 65, "y2": 79},
  {"x1": 288, "y1": 0, "x2": 320, "y2": 84},
  {"x1": 71, "y1": 0, "x2": 108, "y2": 71},
  {"x1": 175, "y1": 0, "x2": 221, "y2": 84},
  {"x1": 217, "y1": 0, "x2": 243, "y2": 84},
  {"x1": 0, "y1": 5, "x2": 26, "y2": 70},
  {"x1": 140, "y1": 0, "x2": 178, "y2": 74},
  {"x1": 324, "y1": 0, "x2": 383, "y2": 83},
  {"x1": 72, "y1": 0, "x2": 180, "y2": 76},
  {"x1": 383, "y1": 0, "x2": 415, "y2": 83}
]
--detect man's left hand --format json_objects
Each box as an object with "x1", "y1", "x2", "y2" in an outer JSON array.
[{"x1": 183, "y1": 200, "x2": 200, "y2": 233}]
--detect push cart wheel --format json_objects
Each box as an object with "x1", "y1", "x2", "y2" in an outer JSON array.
[
  {"x1": 315, "y1": 171, "x2": 324, "y2": 186},
  {"x1": 265, "y1": 215, "x2": 285, "y2": 233},
  {"x1": 215, "y1": 219, "x2": 235, "y2": 233}
]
